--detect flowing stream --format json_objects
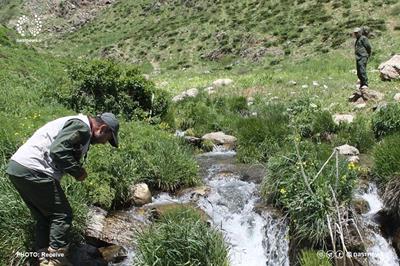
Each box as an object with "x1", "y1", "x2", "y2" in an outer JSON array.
[
  {"x1": 357, "y1": 183, "x2": 399, "y2": 266},
  {"x1": 131, "y1": 149, "x2": 290, "y2": 266}
]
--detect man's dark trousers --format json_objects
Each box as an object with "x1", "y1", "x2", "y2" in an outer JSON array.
[
  {"x1": 7, "y1": 161, "x2": 72, "y2": 250},
  {"x1": 356, "y1": 56, "x2": 368, "y2": 88}
]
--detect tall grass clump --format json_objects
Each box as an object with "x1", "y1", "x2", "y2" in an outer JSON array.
[
  {"x1": 262, "y1": 141, "x2": 357, "y2": 246},
  {"x1": 135, "y1": 206, "x2": 229, "y2": 266},
  {"x1": 0, "y1": 170, "x2": 33, "y2": 266},
  {"x1": 236, "y1": 103, "x2": 290, "y2": 163},
  {"x1": 372, "y1": 103, "x2": 400, "y2": 139},
  {"x1": 174, "y1": 94, "x2": 244, "y2": 137},
  {"x1": 84, "y1": 121, "x2": 200, "y2": 209},
  {"x1": 373, "y1": 133, "x2": 400, "y2": 184}
]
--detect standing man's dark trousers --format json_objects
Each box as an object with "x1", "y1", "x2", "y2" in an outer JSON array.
[
  {"x1": 7, "y1": 161, "x2": 72, "y2": 251},
  {"x1": 356, "y1": 56, "x2": 369, "y2": 88}
]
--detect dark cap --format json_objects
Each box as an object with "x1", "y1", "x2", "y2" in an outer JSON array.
[{"x1": 100, "y1": 112, "x2": 119, "y2": 148}]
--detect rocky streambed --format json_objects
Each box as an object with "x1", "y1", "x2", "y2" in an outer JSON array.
[
  {"x1": 71, "y1": 148, "x2": 400, "y2": 266},
  {"x1": 73, "y1": 148, "x2": 290, "y2": 265}
]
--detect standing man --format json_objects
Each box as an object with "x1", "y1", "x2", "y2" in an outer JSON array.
[
  {"x1": 353, "y1": 27, "x2": 372, "y2": 90},
  {"x1": 6, "y1": 113, "x2": 119, "y2": 266}
]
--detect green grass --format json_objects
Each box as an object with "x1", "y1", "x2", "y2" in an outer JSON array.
[
  {"x1": 261, "y1": 140, "x2": 357, "y2": 246},
  {"x1": 135, "y1": 206, "x2": 229, "y2": 266}
]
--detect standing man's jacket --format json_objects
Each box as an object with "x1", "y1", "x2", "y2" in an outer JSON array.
[
  {"x1": 8, "y1": 114, "x2": 91, "y2": 181},
  {"x1": 355, "y1": 35, "x2": 372, "y2": 60}
]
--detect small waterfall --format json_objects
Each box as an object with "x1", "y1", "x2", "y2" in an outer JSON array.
[
  {"x1": 196, "y1": 150, "x2": 289, "y2": 266},
  {"x1": 357, "y1": 183, "x2": 399, "y2": 266},
  {"x1": 134, "y1": 149, "x2": 289, "y2": 266},
  {"x1": 197, "y1": 175, "x2": 289, "y2": 266}
]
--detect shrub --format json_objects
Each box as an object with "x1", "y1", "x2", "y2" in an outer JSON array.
[
  {"x1": 373, "y1": 133, "x2": 400, "y2": 183},
  {"x1": 135, "y1": 206, "x2": 229, "y2": 266},
  {"x1": 84, "y1": 121, "x2": 200, "y2": 209},
  {"x1": 372, "y1": 103, "x2": 400, "y2": 139},
  {"x1": 261, "y1": 141, "x2": 357, "y2": 246},
  {"x1": 52, "y1": 60, "x2": 171, "y2": 123},
  {"x1": 236, "y1": 103, "x2": 290, "y2": 163}
]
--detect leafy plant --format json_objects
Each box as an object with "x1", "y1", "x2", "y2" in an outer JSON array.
[{"x1": 262, "y1": 141, "x2": 357, "y2": 246}]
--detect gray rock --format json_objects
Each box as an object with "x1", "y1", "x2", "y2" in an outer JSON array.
[
  {"x1": 348, "y1": 155, "x2": 360, "y2": 163},
  {"x1": 85, "y1": 206, "x2": 107, "y2": 241},
  {"x1": 172, "y1": 88, "x2": 199, "y2": 102},
  {"x1": 333, "y1": 114, "x2": 354, "y2": 125},
  {"x1": 379, "y1": 55, "x2": 400, "y2": 81},
  {"x1": 130, "y1": 183, "x2": 152, "y2": 206},
  {"x1": 394, "y1": 93, "x2": 400, "y2": 102},
  {"x1": 335, "y1": 144, "x2": 360, "y2": 156},
  {"x1": 202, "y1": 132, "x2": 237, "y2": 148},
  {"x1": 212, "y1": 78, "x2": 233, "y2": 87}
]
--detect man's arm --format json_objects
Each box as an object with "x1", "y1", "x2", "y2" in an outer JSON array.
[
  {"x1": 363, "y1": 36, "x2": 372, "y2": 57},
  {"x1": 50, "y1": 119, "x2": 91, "y2": 181}
]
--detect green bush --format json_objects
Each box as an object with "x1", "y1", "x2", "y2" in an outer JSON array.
[
  {"x1": 372, "y1": 103, "x2": 400, "y2": 139},
  {"x1": 262, "y1": 141, "x2": 357, "y2": 246},
  {"x1": 84, "y1": 121, "x2": 200, "y2": 209},
  {"x1": 52, "y1": 60, "x2": 171, "y2": 122},
  {"x1": 135, "y1": 206, "x2": 229, "y2": 266},
  {"x1": 373, "y1": 133, "x2": 400, "y2": 183},
  {"x1": 299, "y1": 250, "x2": 331, "y2": 266}
]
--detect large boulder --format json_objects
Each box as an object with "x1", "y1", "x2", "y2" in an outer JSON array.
[
  {"x1": 130, "y1": 183, "x2": 152, "y2": 206},
  {"x1": 379, "y1": 55, "x2": 400, "y2": 81},
  {"x1": 201, "y1": 131, "x2": 237, "y2": 149},
  {"x1": 212, "y1": 78, "x2": 233, "y2": 88}
]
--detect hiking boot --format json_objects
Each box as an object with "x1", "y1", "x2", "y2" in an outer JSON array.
[{"x1": 39, "y1": 247, "x2": 72, "y2": 266}]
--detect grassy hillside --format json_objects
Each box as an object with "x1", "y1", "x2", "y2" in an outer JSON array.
[{"x1": 42, "y1": 0, "x2": 399, "y2": 68}]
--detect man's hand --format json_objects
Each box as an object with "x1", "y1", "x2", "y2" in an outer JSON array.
[{"x1": 75, "y1": 168, "x2": 87, "y2": 182}]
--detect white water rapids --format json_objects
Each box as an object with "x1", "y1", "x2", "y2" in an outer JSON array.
[{"x1": 357, "y1": 183, "x2": 399, "y2": 266}]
